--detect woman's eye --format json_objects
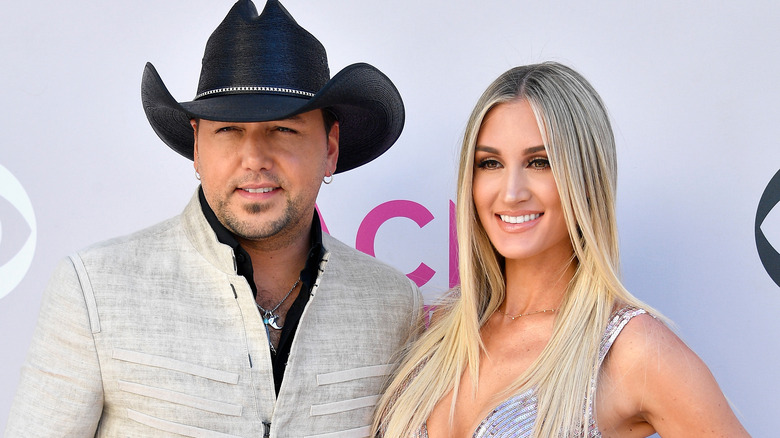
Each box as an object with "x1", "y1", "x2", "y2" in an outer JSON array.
[
  {"x1": 528, "y1": 157, "x2": 550, "y2": 170},
  {"x1": 477, "y1": 158, "x2": 501, "y2": 170}
]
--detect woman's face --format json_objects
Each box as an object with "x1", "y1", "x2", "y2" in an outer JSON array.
[{"x1": 472, "y1": 100, "x2": 573, "y2": 264}]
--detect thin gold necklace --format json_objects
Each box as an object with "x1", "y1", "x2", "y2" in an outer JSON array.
[{"x1": 497, "y1": 307, "x2": 558, "y2": 320}]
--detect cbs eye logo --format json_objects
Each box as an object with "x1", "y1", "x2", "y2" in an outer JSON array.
[
  {"x1": 0, "y1": 163, "x2": 37, "y2": 300},
  {"x1": 756, "y1": 169, "x2": 780, "y2": 288}
]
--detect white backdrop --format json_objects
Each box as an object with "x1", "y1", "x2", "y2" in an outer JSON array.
[{"x1": 1, "y1": 1, "x2": 778, "y2": 436}]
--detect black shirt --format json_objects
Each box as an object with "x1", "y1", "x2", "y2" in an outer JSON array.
[{"x1": 198, "y1": 188, "x2": 325, "y2": 395}]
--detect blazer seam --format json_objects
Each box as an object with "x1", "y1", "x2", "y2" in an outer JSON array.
[
  {"x1": 69, "y1": 252, "x2": 101, "y2": 334},
  {"x1": 302, "y1": 425, "x2": 371, "y2": 438},
  {"x1": 67, "y1": 252, "x2": 107, "y2": 401}
]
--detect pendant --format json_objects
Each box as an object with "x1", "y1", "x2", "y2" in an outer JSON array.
[{"x1": 263, "y1": 311, "x2": 283, "y2": 330}]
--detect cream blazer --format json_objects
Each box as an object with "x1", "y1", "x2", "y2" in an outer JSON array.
[{"x1": 6, "y1": 192, "x2": 422, "y2": 438}]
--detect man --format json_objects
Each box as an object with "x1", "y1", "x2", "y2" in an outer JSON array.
[{"x1": 5, "y1": 1, "x2": 421, "y2": 436}]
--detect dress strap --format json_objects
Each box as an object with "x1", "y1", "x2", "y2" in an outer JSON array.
[
  {"x1": 598, "y1": 306, "x2": 647, "y2": 365},
  {"x1": 585, "y1": 306, "x2": 648, "y2": 437}
]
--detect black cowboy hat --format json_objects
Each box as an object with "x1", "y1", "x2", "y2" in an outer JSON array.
[{"x1": 141, "y1": 0, "x2": 404, "y2": 173}]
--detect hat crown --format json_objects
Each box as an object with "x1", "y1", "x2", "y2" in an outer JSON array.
[
  {"x1": 142, "y1": 0, "x2": 404, "y2": 171},
  {"x1": 196, "y1": 0, "x2": 330, "y2": 99}
]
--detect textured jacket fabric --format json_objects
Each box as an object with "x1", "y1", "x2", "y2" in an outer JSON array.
[{"x1": 6, "y1": 192, "x2": 422, "y2": 438}]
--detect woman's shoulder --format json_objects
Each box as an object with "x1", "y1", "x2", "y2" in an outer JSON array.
[
  {"x1": 605, "y1": 309, "x2": 695, "y2": 388},
  {"x1": 609, "y1": 309, "x2": 677, "y2": 356},
  {"x1": 424, "y1": 288, "x2": 461, "y2": 326},
  {"x1": 599, "y1": 308, "x2": 750, "y2": 437}
]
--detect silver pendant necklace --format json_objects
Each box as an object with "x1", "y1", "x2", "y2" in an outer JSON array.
[{"x1": 256, "y1": 276, "x2": 301, "y2": 330}]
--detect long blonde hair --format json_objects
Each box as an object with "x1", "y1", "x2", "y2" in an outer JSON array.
[{"x1": 374, "y1": 62, "x2": 659, "y2": 437}]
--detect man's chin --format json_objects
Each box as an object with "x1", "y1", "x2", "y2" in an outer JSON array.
[
  {"x1": 242, "y1": 202, "x2": 272, "y2": 215},
  {"x1": 228, "y1": 216, "x2": 289, "y2": 241}
]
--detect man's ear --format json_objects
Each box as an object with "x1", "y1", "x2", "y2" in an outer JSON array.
[
  {"x1": 190, "y1": 119, "x2": 199, "y2": 168},
  {"x1": 325, "y1": 120, "x2": 339, "y2": 175}
]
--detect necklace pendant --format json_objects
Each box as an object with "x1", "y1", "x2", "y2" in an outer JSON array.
[
  {"x1": 255, "y1": 276, "x2": 300, "y2": 331},
  {"x1": 264, "y1": 312, "x2": 283, "y2": 330}
]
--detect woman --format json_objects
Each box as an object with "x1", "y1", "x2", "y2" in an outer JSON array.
[{"x1": 374, "y1": 62, "x2": 749, "y2": 437}]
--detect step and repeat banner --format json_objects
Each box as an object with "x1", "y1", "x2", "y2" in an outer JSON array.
[{"x1": 1, "y1": 1, "x2": 778, "y2": 435}]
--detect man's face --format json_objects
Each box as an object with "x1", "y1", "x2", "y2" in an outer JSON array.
[{"x1": 192, "y1": 110, "x2": 339, "y2": 249}]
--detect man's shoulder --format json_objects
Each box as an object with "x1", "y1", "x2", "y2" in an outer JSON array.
[
  {"x1": 319, "y1": 233, "x2": 421, "y2": 320},
  {"x1": 77, "y1": 214, "x2": 184, "y2": 258},
  {"x1": 323, "y1": 233, "x2": 395, "y2": 268},
  {"x1": 321, "y1": 233, "x2": 411, "y2": 284}
]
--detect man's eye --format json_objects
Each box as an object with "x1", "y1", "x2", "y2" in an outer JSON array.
[{"x1": 216, "y1": 126, "x2": 237, "y2": 133}]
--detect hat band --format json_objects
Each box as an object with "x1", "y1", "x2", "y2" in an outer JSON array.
[{"x1": 195, "y1": 86, "x2": 316, "y2": 100}]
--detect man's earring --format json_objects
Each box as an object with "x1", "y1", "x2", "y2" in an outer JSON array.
[
  {"x1": 196, "y1": 171, "x2": 201, "y2": 181},
  {"x1": 323, "y1": 172, "x2": 333, "y2": 184}
]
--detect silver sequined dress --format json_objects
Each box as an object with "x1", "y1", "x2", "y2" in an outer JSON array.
[{"x1": 415, "y1": 306, "x2": 647, "y2": 437}]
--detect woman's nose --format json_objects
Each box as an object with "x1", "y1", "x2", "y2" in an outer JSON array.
[{"x1": 503, "y1": 169, "x2": 531, "y2": 204}]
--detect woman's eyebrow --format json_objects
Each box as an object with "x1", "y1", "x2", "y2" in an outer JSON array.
[
  {"x1": 475, "y1": 145, "x2": 545, "y2": 154},
  {"x1": 524, "y1": 145, "x2": 546, "y2": 154},
  {"x1": 475, "y1": 145, "x2": 499, "y2": 154}
]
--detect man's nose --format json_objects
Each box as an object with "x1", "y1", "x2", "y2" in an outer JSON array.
[{"x1": 241, "y1": 135, "x2": 274, "y2": 171}]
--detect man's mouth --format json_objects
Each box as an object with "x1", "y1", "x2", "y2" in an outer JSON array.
[
  {"x1": 499, "y1": 213, "x2": 541, "y2": 224},
  {"x1": 241, "y1": 187, "x2": 276, "y2": 194}
]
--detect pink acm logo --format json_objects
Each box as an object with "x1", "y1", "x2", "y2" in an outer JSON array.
[{"x1": 318, "y1": 199, "x2": 459, "y2": 289}]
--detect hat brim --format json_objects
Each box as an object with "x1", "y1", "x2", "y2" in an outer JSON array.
[{"x1": 141, "y1": 62, "x2": 404, "y2": 173}]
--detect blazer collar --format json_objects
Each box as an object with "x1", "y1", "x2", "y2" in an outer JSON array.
[{"x1": 180, "y1": 189, "x2": 236, "y2": 274}]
